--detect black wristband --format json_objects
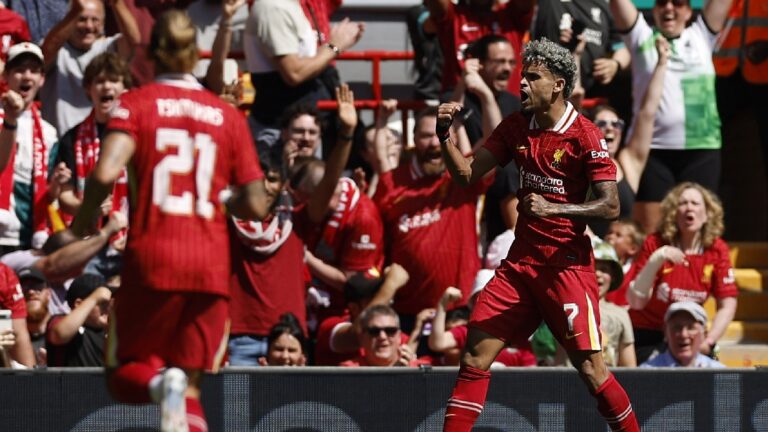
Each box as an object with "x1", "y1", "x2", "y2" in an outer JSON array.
[
  {"x1": 2, "y1": 119, "x2": 17, "y2": 131},
  {"x1": 437, "y1": 130, "x2": 450, "y2": 143},
  {"x1": 338, "y1": 133, "x2": 354, "y2": 141}
]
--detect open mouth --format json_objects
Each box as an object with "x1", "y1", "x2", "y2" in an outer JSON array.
[
  {"x1": 99, "y1": 95, "x2": 115, "y2": 103},
  {"x1": 520, "y1": 91, "x2": 530, "y2": 104}
]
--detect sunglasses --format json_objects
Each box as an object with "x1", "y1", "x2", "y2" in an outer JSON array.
[
  {"x1": 655, "y1": 0, "x2": 689, "y2": 7},
  {"x1": 365, "y1": 326, "x2": 399, "y2": 337},
  {"x1": 595, "y1": 119, "x2": 625, "y2": 130}
]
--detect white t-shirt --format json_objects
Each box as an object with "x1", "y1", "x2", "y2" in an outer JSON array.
[
  {"x1": 624, "y1": 14, "x2": 721, "y2": 150},
  {"x1": 243, "y1": 0, "x2": 317, "y2": 73}
]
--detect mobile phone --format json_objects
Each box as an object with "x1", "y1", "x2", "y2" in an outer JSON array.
[{"x1": 0, "y1": 309, "x2": 11, "y2": 332}]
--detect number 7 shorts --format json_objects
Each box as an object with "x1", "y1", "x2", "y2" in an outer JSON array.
[{"x1": 470, "y1": 260, "x2": 602, "y2": 352}]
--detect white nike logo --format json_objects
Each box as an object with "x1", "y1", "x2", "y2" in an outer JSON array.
[{"x1": 461, "y1": 24, "x2": 479, "y2": 32}]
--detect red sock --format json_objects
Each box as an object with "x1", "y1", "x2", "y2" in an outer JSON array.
[
  {"x1": 186, "y1": 397, "x2": 208, "y2": 432},
  {"x1": 443, "y1": 365, "x2": 491, "y2": 432},
  {"x1": 107, "y1": 362, "x2": 157, "y2": 403},
  {"x1": 592, "y1": 373, "x2": 640, "y2": 432}
]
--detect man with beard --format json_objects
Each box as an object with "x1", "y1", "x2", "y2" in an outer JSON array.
[
  {"x1": 17, "y1": 266, "x2": 50, "y2": 366},
  {"x1": 437, "y1": 38, "x2": 639, "y2": 431},
  {"x1": 372, "y1": 106, "x2": 492, "y2": 331}
]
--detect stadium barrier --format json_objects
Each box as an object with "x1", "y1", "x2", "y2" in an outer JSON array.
[{"x1": 1, "y1": 367, "x2": 766, "y2": 431}]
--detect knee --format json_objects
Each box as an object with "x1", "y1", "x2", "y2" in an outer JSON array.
[{"x1": 460, "y1": 349, "x2": 492, "y2": 371}]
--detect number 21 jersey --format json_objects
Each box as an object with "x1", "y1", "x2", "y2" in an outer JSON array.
[{"x1": 107, "y1": 76, "x2": 264, "y2": 295}]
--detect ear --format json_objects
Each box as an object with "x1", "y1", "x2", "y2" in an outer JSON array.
[
  {"x1": 298, "y1": 355, "x2": 307, "y2": 366},
  {"x1": 553, "y1": 77, "x2": 566, "y2": 95}
]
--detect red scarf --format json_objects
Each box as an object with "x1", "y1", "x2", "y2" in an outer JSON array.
[
  {"x1": 0, "y1": 104, "x2": 51, "y2": 240},
  {"x1": 69, "y1": 111, "x2": 130, "y2": 221},
  {"x1": 232, "y1": 191, "x2": 294, "y2": 255},
  {"x1": 320, "y1": 177, "x2": 359, "y2": 250}
]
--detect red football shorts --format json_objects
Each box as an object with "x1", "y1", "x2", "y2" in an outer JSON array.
[
  {"x1": 470, "y1": 260, "x2": 602, "y2": 351},
  {"x1": 106, "y1": 288, "x2": 229, "y2": 372}
]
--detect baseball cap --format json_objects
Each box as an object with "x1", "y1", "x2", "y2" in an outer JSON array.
[
  {"x1": 344, "y1": 272, "x2": 383, "y2": 303},
  {"x1": 592, "y1": 239, "x2": 624, "y2": 292},
  {"x1": 17, "y1": 266, "x2": 46, "y2": 283},
  {"x1": 665, "y1": 301, "x2": 708, "y2": 326},
  {"x1": 6, "y1": 42, "x2": 44, "y2": 68},
  {"x1": 66, "y1": 273, "x2": 107, "y2": 307}
]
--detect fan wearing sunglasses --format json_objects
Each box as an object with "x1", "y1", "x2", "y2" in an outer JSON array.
[
  {"x1": 340, "y1": 304, "x2": 426, "y2": 367},
  {"x1": 610, "y1": 0, "x2": 735, "y2": 235},
  {"x1": 588, "y1": 35, "x2": 671, "y2": 238}
]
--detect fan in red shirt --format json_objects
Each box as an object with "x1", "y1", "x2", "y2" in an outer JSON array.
[
  {"x1": 0, "y1": 262, "x2": 34, "y2": 367},
  {"x1": 373, "y1": 106, "x2": 492, "y2": 323},
  {"x1": 608, "y1": 182, "x2": 738, "y2": 363},
  {"x1": 437, "y1": 38, "x2": 639, "y2": 432},
  {"x1": 427, "y1": 0, "x2": 534, "y2": 96},
  {"x1": 69, "y1": 10, "x2": 274, "y2": 432}
]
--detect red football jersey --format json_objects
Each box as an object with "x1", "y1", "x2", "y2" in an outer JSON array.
[
  {"x1": 229, "y1": 224, "x2": 307, "y2": 336},
  {"x1": 616, "y1": 234, "x2": 738, "y2": 331},
  {"x1": 0, "y1": 263, "x2": 25, "y2": 319},
  {"x1": 107, "y1": 76, "x2": 264, "y2": 295},
  {"x1": 434, "y1": 2, "x2": 532, "y2": 96},
  {"x1": 295, "y1": 179, "x2": 384, "y2": 315},
  {"x1": 373, "y1": 158, "x2": 491, "y2": 315},
  {"x1": 484, "y1": 104, "x2": 616, "y2": 271},
  {"x1": 0, "y1": 9, "x2": 32, "y2": 61}
]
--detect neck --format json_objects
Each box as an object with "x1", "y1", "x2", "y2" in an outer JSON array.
[
  {"x1": 534, "y1": 100, "x2": 566, "y2": 130},
  {"x1": 27, "y1": 315, "x2": 49, "y2": 335},
  {"x1": 94, "y1": 111, "x2": 109, "y2": 124},
  {"x1": 677, "y1": 231, "x2": 702, "y2": 253}
]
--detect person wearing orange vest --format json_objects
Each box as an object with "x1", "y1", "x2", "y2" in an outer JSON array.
[{"x1": 714, "y1": 0, "x2": 768, "y2": 238}]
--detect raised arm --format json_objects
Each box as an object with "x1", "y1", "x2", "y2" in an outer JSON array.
[
  {"x1": 702, "y1": 0, "x2": 734, "y2": 33},
  {"x1": 438, "y1": 102, "x2": 499, "y2": 186},
  {"x1": 609, "y1": 0, "x2": 640, "y2": 33},
  {"x1": 275, "y1": 18, "x2": 363, "y2": 87},
  {"x1": 305, "y1": 84, "x2": 357, "y2": 224},
  {"x1": 205, "y1": 0, "x2": 246, "y2": 95},
  {"x1": 0, "y1": 90, "x2": 25, "y2": 172},
  {"x1": 48, "y1": 287, "x2": 111, "y2": 345},
  {"x1": 371, "y1": 99, "x2": 398, "y2": 174},
  {"x1": 41, "y1": 0, "x2": 84, "y2": 70},
  {"x1": 428, "y1": 286, "x2": 462, "y2": 352},
  {"x1": 523, "y1": 180, "x2": 620, "y2": 221},
  {"x1": 107, "y1": 0, "x2": 141, "y2": 60},
  {"x1": 620, "y1": 36, "x2": 669, "y2": 192},
  {"x1": 70, "y1": 131, "x2": 134, "y2": 237},
  {"x1": 462, "y1": 58, "x2": 503, "y2": 150}
]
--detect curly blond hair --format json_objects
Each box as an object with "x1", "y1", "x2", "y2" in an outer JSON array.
[
  {"x1": 149, "y1": 10, "x2": 198, "y2": 75},
  {"x1": 658, "y1": 182, "x2": 724, "y2": 248}
]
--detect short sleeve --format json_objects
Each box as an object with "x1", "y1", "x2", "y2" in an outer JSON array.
[
  {"x1": 711, "y1": 239, "x2": 738, "y2": 299},
  {"x1": 229, "y1": 112, "x2": 264, "y2": 186},
  {"x1": 618, "y1": 309, "x2": 635, "y2": 345},
  {"x1": 106, "y1": 93, "x2": 139, "y2": 141},
  {"x1": 581, "y1": 126, "x2": 616, "y2": 183},
  {"x1": 483, "y1": 115, "x2": 519, "y2": 168},
  {"x1": 449, "y1": 325, "x2": 468, "y2": 348},
  {"x1": 253, "y1": 4, "x2": 303, "y2": 57},
  {"x1": 339, "y1": 204, "x2": 383, "y2": 272},
  {"x1": 0, "y1": 266, "x2": 26, "y2": 319},
  {"x1": 623, "y1": 12, "x2": 653, "y2": 51}
]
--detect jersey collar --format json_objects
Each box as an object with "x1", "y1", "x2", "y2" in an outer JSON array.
[
  {"x1": 528, "y1": 101, "x2": 578, "y2": 134},
  {"x1": 155, "y1": 73, "x2": 204, "y2": 90}
]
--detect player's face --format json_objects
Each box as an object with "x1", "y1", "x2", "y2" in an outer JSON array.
[
  {"x1": 22, "y1": 280, "x2": 50, "y2": 321},
  {"x1": 653, "y1": 0, "x2": 692, "y2": 39},
  {"x1": 665, "y1": 312, "x2": 704, "y2": 366},
  {"x1": 3, "y1": 57, "x2": 45, "y2": 107},
  {"x1": 70, "y1": 0, "x2": 105, "y2": 51},
  {"x1": 266, "y1": 333, "x2": 306, "y2": 366},
  {"x1": 88, "y1": 72, "x2": 127, "y2": 121},
  {"x1": 675, "y1": 187, "x2": 708, "y2": 235},
  {"x1": 519, "y1": 63, "x2": 563, "y2": 115},
  {"x1": 283, "y1": 114, "x2": 321, "y2": 158},
  {"x1": 413, "y1": 115, "x2": 444, "y2": 176},
  {"x1": 604, "y1": 222, "x2": 636, "y2": 262},
  {"x1": 594, "y1": 109, "x2": 624, "y2": 157},
  {"x1": 362, "y1": 314, "x2": 401, "y2": 366},
  {"x1": 480, "y1": 42, "x2": 515, "y2": 93}
]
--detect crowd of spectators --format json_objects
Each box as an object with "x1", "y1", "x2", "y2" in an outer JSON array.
[{"x1": 0, "y1": 0, "x2": 762, "y2": 371}]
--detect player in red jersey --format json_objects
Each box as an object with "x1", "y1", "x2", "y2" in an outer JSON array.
[
  {"x1": 68, "y1": 10, "x2": 274, "y2": 432},
  {"x1": 437, "y1": 38, "x2": 639, "y2": 432}
]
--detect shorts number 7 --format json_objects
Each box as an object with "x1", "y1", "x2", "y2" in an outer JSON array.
[{"x1": 563, "y1": 303, "x2": 579, "y2": 333}]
